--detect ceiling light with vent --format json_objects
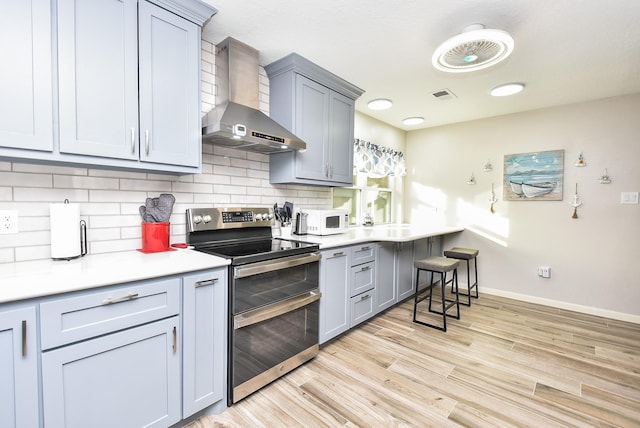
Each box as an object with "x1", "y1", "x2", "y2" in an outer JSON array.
[
  {"x1": 367, "y1": 98, "x2": 393, "y2": 110},
  {"x1": 432, "y1": 24, "x2": 514, "y2": 73}
]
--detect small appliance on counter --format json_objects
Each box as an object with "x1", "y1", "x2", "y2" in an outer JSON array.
[
  {"x1": 305, "y1": 209, "x2": 349, "y2": 235},
  {"x1": 293, "y1": 211, "x2": 308, "y2": 235},
  {"x1": 50, "y1": 199, "x2": 87, "y2": 260}
]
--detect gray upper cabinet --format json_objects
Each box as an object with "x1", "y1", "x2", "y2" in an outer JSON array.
[
  {"x1": 58, "y1": 0, "x2": 204, "y2": 170},
  {"x1": 266, "y1": 53, "x2": 363, "y2": 186},
  {"x1": 1, "y1": 0, "x2": 215, "y2": 174},
  {"x1": 0, "y1": 0, "x2": 53, "y2": 152}
]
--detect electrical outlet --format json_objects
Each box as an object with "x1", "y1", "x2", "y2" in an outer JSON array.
[
  {"x1": 621, "y1": 192, "x2": 639, "y2": 204},
  {"x1": 0, "y1": 210, "x2": 19, "y2": 234},
  {"x1": 538, "y1": 266, "x2": 551, "y2": 278}
]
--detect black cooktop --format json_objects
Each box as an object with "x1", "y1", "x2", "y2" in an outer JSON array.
[{"x1": 195, "y1": 238, "x2": 319, "y2": 265}]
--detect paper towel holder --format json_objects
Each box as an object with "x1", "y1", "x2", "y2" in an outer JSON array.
[{"x1": 50, "y1": 199, "x2": 87, "y2": 260}]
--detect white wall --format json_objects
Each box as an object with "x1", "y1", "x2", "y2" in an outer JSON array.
[{"x1": 406, "y1": 94, "x2": 640, "y2": 320}]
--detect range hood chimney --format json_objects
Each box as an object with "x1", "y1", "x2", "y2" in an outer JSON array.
[{"x1": 202, "y1": 37, "x2": 306, "y2": 153}]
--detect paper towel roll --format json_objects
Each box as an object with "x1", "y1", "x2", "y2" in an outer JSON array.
[{"x1": 50, "y1": 202, "x2": 81, "y2": 259}]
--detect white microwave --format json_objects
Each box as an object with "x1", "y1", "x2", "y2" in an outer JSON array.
[{"x1": 305, "y1": 209, "x2": 349, "y2": 235}]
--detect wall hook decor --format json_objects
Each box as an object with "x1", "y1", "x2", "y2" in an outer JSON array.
[
  {"x1": 574, "y1": 152, "x2": 587, "y2": 167},
  {"x1": 597, "y1": 168, "x2": 611, "y2": 184},
  {"x1": 489, "y1": 183, "x2": 498, "y2": 213},
  {"x1": 570, "y1": 182, "x2": 582, "y2": 219},
  {"x1": 467, "y1": 173, "x2": 476, "y2": 185}
]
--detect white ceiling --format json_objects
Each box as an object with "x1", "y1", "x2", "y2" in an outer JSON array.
[{"x1": 201, "y1": 0, "x2": 640, "y2": 131}]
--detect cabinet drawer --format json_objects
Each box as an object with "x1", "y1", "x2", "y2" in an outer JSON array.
[
  {"x1": 350, "y1": 290, "x2": 375, "y2": 327},
  {"x1": 40, "y1": 277, "x2": 180, "y2": 350},
  {"x1": 351, "y1": 244, "x2": 375, "y2": 265},
  {"x1": 349, "y1": 261, "x2": 375, "y2": 297}
]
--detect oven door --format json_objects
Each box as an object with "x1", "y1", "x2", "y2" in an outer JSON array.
[
  {"x1": 232, "y1": 291, "x2": 320, "y2": 403},
  {"x1": 229, "y1": 251, "x2": 321, "y2": 404}
]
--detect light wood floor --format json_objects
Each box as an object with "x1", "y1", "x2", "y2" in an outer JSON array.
[{"x1": 188, "y1": 293, "x2": 640, "y2": 427}]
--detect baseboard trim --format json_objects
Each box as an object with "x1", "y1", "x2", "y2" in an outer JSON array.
[{"x1": 481, "y1": 287, "x2": 640, "y2": 325}]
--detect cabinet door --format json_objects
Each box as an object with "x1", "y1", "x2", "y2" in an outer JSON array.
[
  {"x1": 182, "y1": 269, "x2": 227, "y2": 417},
  {"x1": 350, "y1": 261, "x2": 375, "y2": 297},
  {"x1": 397, "y1": 241, "x2": 416, "y2": 301},
  {"x1": 139, "y1": 0, "x2": 201, "y2": 167},
  {"x1": 58, "y1": 0, "x2": 139, "y2": 159},
  {"x1": 375, "y1": 242, "x2": 397, "y2": 313},
  {"x1": 350, "y1": 290, "x2": 375, "y2": 327},
  {"x1": 319, "y1": 248, "x2": 350, "y2": 343},
  {"x1": 0, "y1": 0, "x2": 53, "y2": 152},
  {"x1": 294, "y1": 74, "x2": 330, "y2": 181},
  {"x1": 0, "y1": 306, "x2": 39, "y2": 428},
  {"x1": 42, "y1": 316, "x2": 181, "y2": 428},
  {"x1": 327, "y1": 90, "x2": 355, "y2": 184}
]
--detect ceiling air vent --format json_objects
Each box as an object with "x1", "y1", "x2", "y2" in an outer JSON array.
[{"x1": 431, "y1": 89, "x2": 456, "y2": 100}]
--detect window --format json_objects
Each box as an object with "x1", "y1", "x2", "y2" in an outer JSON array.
[{"x1": 332, "y1": 173, "x2": 394, "y2": 226}]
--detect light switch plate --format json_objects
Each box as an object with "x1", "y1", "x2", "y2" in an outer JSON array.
[{"x1": 621, "y1": 192, "x2": 639, "y2": 204}]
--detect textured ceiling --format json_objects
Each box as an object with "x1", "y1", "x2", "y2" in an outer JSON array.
[{"x1": 201, "y1": 0, "x2": 640, "y2": 131}]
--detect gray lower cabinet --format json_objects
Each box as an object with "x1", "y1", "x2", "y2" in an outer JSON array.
[
  {"x1": 41, "y1": 317, "x2": 181, "y2": 428},
  {"x1": 0, "y1": 304, "x2": 39, "y2": 428},
  {"x1": 349, "y1": 244, "x2": 376, "y2": 327},
  {"x1": 396, "y1": 241, "x2": 416, "y2": 302},
  {"x1": 375, "y1": 242, "x2": 398, "y2": 313},
  {"x1": 40, "y1": 278, "x2": 182, "y2": 428},
  {"x1": 182, "y1": 268, "x2": 227, "y2": 417},
  {"x1": 319, "y1": 248, "x2": 350, "y2": 344}
]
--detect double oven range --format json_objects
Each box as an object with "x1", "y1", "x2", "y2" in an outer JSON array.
[{"x1": 186, "y1": 207, "x2": 321, "y2": 404}]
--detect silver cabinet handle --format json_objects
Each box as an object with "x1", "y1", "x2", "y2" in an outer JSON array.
[
  {"x1": 130, "y1": 128, "x2": 136, "y2": 154},
  {"x1": 333, "y1": 251, "x2": 345, "y2": 257},
  {"x1": 195, "y1": 278, "x2": 219, "y2": 288},
  {"x1": 22, "y1": 320, "x2": 27, "y2": 357},
  {"x1": 360, "y1": 265, "x2": 370, "y2": 272},
  {"x1": 102, "y1": 293, "x2": 139, "y2": 305},
  {"x1": 361, "y1": 246, "x2": 371, "y2": 251},
  {"x1": 172, "y1": 326, "x2": 177, "y2": 353},
  {"x1": 360, "y1": 293, "x2": 371, "y2": 301},
  {"x1": 144, "y1": 130, "x2": 150, "y2": 155}
]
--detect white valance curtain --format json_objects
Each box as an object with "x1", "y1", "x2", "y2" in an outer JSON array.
[{"x1": 353, "y1": 139, "x2": 407, "y2": 178}]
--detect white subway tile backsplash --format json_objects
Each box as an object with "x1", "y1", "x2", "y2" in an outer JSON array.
[
  {"x1": 1, "y1": 172, "x2": 53, "y2": 188},
  {"x1": 53, "y1": 175, "x2": 120, "y2": 190},
  {"x1": 0, "y1": 39, "x2": 333, "y2": 264}
]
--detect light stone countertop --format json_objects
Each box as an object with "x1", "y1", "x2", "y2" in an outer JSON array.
[
  {"x1": 280, "y1": 223, "x2": 464, "y2": 249},
  {"x1": 0, "y1": 224, "x2": 463, "y2": 304},
  {"x1": 0, "y1": 249, "x2": 229, "y2": 304}
]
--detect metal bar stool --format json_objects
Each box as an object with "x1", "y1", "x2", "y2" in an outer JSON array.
[
  {"x1": 444, "y1": 247, "x2": 479, "y2": 306},
  {"x1": 413, "y1": 256, "x2": 460, "y2": 332}
]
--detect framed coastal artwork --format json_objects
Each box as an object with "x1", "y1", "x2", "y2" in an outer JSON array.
[{"x1": 503, "y1": 150, "x2": 564, "y2": 201}]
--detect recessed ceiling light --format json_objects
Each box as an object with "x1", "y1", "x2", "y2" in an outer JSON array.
[
  {"x1": 402, "y1": 117, "x2": 424, "y2": 126},
  {"x1": 367, "y1": 99, "x2": 393, "y2": 110},
  {"x1": 490, "y1": 83, "x2": 525, "y2": 96},
  {"x1": 433, "y1": 24, "x2": 514, "y2": 73}
]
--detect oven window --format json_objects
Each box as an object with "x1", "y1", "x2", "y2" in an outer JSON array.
[
  {"x1": 233, "y1": 301, "x2": 319, "y2": 387},
  {"x1": 233, "y1": 261, "x2": 319, "y2": 314}
]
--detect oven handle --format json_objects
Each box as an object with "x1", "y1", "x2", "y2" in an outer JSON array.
[
  {"x1": 234, "y1": 251, "x2": 322, "y2": 279},
  {"x1": 234, "y1": 289, "x2": 321, "y2": 329}
]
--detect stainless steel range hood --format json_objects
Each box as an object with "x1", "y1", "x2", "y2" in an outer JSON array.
[{"x1": 202, "y1": 37, "x2": 306, "y2": 153}]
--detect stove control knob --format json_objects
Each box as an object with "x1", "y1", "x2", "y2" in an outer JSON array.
[
  {"x1": 193, "y1": 215, "x2": 203, "y2": 224},
  {"x1": 202, "y1": 215, "x2": 212, "y2": 224},
  {"x1": 267, "y1": 213, "x2": 274, "y2": 220},
  {"x1": 255, "y1": 213, "x2": 263, "y2": 221}
]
